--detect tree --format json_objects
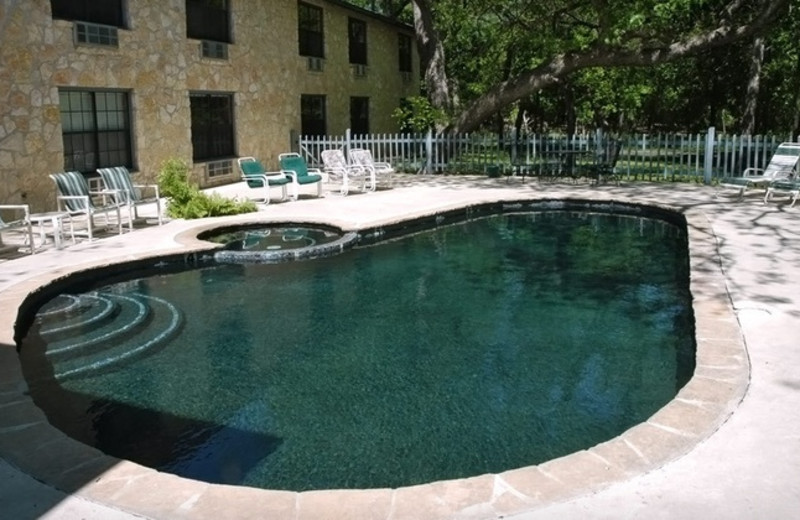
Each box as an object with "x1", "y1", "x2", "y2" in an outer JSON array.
[
  {"x1": 741, "y1": 36, "x2": 765, "y2": 134},
  {"x1": 408, "y1": 0, "x2": 791, "y2": 133}
]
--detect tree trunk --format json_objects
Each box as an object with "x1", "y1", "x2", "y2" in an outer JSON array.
[
  {"x1": 411, "y1": 0, "x2": 452, "y2": 117},
  {"x1": 563, "y1": 82, "x2": 576, "y2": 137},
  {"x1": 741, "y1": 37, "x2": 765, "y2": 134},
  {"x1": 791, "y1": 50, "x2": 800, "y2": 137}
]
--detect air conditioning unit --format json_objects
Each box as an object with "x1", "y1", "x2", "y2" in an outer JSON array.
[
  {"x1": 353, "y1": 64, "x2": 367, "y2": 77},
  {"x1": 74, "y1": 21, "x2": 118, "y2": 47},
  {"x1": 201, "y1": 41, "x2": 228, "y2": 60},
  {"x1": 307, "y1": 57, "x2": 324, "y2": 72}
]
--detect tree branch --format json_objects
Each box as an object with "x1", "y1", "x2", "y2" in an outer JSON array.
[{"x1": 449, "y1": 0, "x2": 789, "y2": 133}]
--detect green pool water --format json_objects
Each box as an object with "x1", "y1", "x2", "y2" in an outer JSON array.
[{"x1": 20, "y1": 210, "x2": 694, "y2": 491}]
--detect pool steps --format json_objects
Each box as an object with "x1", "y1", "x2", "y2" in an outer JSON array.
[{"x1": 34, "y1": 291, "x2": 183, "y2": 381}]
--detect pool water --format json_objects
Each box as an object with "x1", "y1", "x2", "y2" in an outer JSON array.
[{"x1": 20, "y1": 211, "x2": 694, "y2": 491}]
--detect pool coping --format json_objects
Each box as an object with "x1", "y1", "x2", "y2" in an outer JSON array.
[{"x1": 0, "y1": 189, "x2": 748, "y2": 520}]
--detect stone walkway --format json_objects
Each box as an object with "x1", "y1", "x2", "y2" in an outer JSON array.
[{"x1": 0, "y1": 176, "x2": 798, "y2": 519}]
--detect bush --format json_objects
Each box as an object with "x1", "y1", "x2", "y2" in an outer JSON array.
[{"x1": 158, "y1": 158, "x2": 257, "y2": 219}]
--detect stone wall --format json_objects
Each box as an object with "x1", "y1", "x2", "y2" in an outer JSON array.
[{"x1": 0, "y1": 0, "x2": 418, "y2": 211}]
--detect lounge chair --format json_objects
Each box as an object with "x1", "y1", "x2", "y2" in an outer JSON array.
[
  {"x1": 50, "y1": 171, "x2": 123, "y2": 240},
  {"x1": 97, "y1": 166, "x2": 163, "y2": 227},
  {"x1": 0, "y1": 204, "x2": 34, "y2": 254},
  {"x1": 236, "y1": 157, "x2": 293, "y2": 204},
  {"x1": 320, "y1": 149, "x2": 372, "y2": 196},
  {"x1": 764, "y1": 178, "x2": 800, "y2": 207},
  {"x1": 717, "y1": 142, "x2": 800, "y2": 200},
  {"x1": 349, "y1": 148, "x2": 393, "y2": 188},
  {"x1": 277, "y1": 153, "x2": 323, "y2": 200}
]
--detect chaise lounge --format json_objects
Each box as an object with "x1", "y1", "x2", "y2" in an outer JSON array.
[{"x1": 717, "y1": 142, "x2": 800, "y2": 200}]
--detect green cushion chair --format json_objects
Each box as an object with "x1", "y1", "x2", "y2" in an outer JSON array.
[
  {"x1": 278, "y1": 153, "x2": 323, "y2": 199},
  {"x1": 237, "y1": 157, "x2": 293, "y2": 204}
]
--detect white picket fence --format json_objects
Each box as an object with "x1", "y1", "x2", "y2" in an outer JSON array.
[{"x1": 297, "y1": 128, "x2": 798, "y2": 181}]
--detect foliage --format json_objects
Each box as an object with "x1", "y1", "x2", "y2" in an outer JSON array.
[
  {"x1": 392, "y1": 96, "x2": 448, "y2": 132},
  {"x1": 406, "y1": 0, "x2": 792, "y2": 134},
  {"x1": 157, "y1": 158, "x2": 257, "y2": 219},
  {"x1": 157, "y1": 158, "x2": 195, "y2": 205}
]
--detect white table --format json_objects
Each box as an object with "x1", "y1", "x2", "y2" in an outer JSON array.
[{"x1": 28, "y1": 211, "x2": 75, "y2": 250}]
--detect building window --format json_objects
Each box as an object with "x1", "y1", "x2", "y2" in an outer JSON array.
[
  {"x1": 59, "y1": 89, "x2": 132, "y2": 172},
  {"x1": 298, "y1": 2, "x2": 324, "y2": 58},
  {"x1": 348, "y1": 18, "x2": 367, "y2": 65},
  {"x1": 186, "y1": 0, "x2": 231, "y2": 43},
  {"x1": 50, "y1": 0, "x2": 125, "y2": 27},
  {"x1": 350, "y1": 97, "x2": 369, "y2": 136},
  {"x1": 190, "y1": 93, "x2": 235, "y2": 161},
  {"x1": 74, "y1": 22, "x2": 119, "y2": 46},
  {"x1": 398, "y1": 33, "x2": 412, "y2": 73},
  {"x1": 301, "y1": 95, "x2": 326, "y2": 136}
]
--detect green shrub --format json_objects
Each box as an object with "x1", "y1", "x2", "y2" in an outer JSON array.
[{"x1": 157, "y1": 158, "x2": 257, "y2": 219}]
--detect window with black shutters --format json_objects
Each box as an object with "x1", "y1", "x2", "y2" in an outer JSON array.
[
  {"x1": 59, "y1": 89, "x2": 132, "y2": 172},
  {"x1": 301, "y1": 95, "x2": 326, "y2": 136},
  {"x1": 350, "y1": 97, "x2": 369, "y2": 136},
  {"x1": 348, "y1": 18, "x2": 367, "y2": 65},
  {"x1": 298, "y1": 2, "x2": 324, "y2": 58},
  {"x1": 50, "y1": 0, "x2": 125, "y2": 27},
  {"x1": 190, "y1": 93, "x2": 235, "y2": 161},
  {"x1": 186, "y1": 0, "x2": 231, "y2": 43}
]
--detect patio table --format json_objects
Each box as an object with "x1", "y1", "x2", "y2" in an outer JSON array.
[{"x1": 29, "y1": 211, "x2": 75, "y2": 250}]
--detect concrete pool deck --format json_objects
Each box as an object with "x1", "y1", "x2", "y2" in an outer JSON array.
[{"x1": 0, "y1": 176, "x2": 798, "y2": 519}]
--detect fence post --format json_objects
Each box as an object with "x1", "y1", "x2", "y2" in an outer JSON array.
[
  {"x1": 425, "y1": 129, "x2": 433, "y2": 174},
  {"x1": 704, "y1": 126, "x2": 715, "y2": 184},
  {"x1": 510, "y1": 128, "x2": 517, "y2": 166}
]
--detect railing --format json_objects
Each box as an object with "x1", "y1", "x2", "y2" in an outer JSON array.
[{"x1": 297, "y1": 128, "x2": 798, "y2": 182}]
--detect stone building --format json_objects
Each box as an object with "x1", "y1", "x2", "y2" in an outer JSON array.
[{"x1": 0, "y1": 0, "x2": 419, "y2": 211}]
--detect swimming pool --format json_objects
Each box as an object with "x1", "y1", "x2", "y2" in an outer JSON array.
[{"x1": 18, "y1": 207, "x2": 694, "y2": 492}]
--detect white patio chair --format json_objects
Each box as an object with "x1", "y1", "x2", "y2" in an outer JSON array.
[
  {"x1": 349, "y1": 148, "x2": 394, "y2": 188},
  {"x1": 97, "y1": 166, "x2": 163, "y2": 227},
  {"x1": 320, "y1": 149, "x2": 373, "y2": 196},
  {"x1": 50, "y1": 171, "x2": 123, "y2": 240},
  {"x1": 0, "y1": 204, "x2": 34, "y2": 254}
]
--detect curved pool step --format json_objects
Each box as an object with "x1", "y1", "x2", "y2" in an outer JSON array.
[
  {"x1": 37, "y1": 293, "x2": 114, "y2": 334},
  {"x1": 35, "y1": 293, "x2": 183, "y2": 381},
  {"x1": 45, "y1": 293, "x2": 150, "y2": 361},
  {"x1": 36, "y1": 294, "x2": 83, "y2": 319}
]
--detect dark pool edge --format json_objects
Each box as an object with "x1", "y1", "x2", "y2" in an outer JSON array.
[{"x1": 0, "y1": 193, "x2": 749, "y2": 520}]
